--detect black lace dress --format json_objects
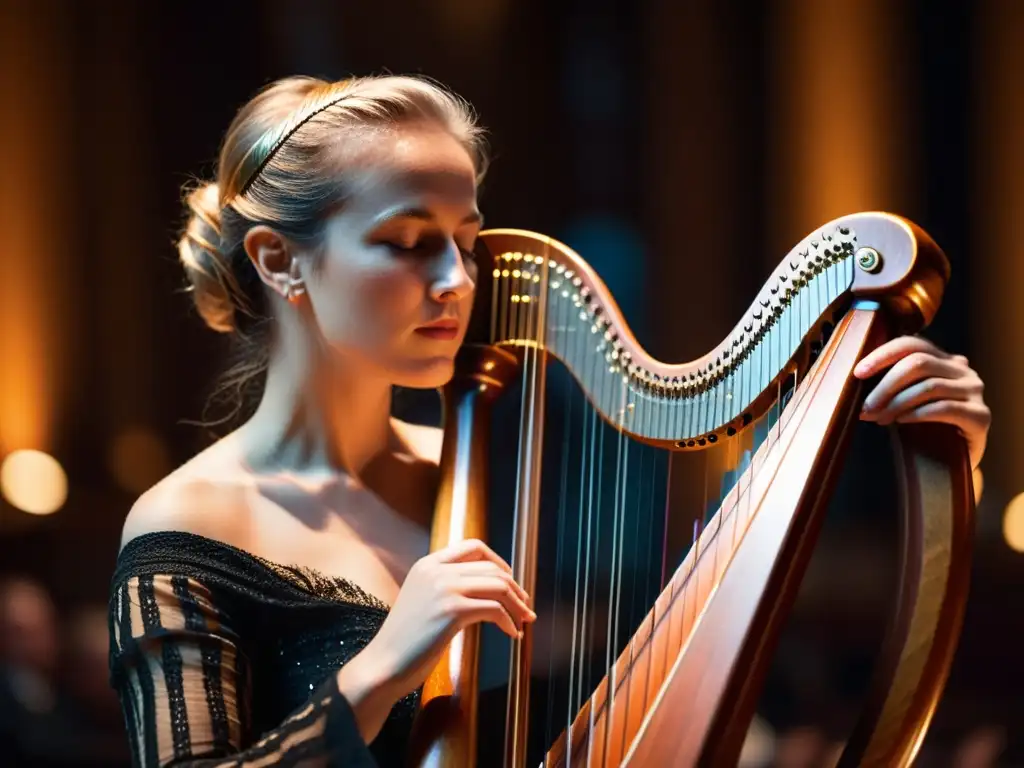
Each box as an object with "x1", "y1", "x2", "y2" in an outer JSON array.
[{"x1": 108, "y1": 531, "x2": 417, "y2": 767}]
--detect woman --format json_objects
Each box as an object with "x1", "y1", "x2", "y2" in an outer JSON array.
[{"x1": 108, "y1": 74, "x2": 991, "y2": 767}]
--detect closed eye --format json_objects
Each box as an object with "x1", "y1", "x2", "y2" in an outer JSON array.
[
  {"x1": 384, "y1": 240, "x2": 477, "y2": 262},
  {"x1": 385, "y1": 241, "x2": 421, "y2": 253}
]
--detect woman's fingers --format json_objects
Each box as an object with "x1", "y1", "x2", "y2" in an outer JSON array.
[
  {"x1": 455, "y1": 598, "x2": 523, "y2": 639},
  {"x1": 450, "y1": 561, "x2": 531, "y2": 604},
  {"x1": 457, "y1": 575, "x2": 536, "y2": 628},
  {"x1": 854, "y1": 336, "x2": 955, "y2": 380},
  {"x1": 861, "y1": 352, "x2": 968, "y2": 413},
  {"x1": 892, "y1": 399, "x2": 992, "y2": 435},
  {"x1": 433, "y1": 538, "x2": 512, "y2": 574},
  {"x1": 862, "y1": 376, "x2": 975, "y2": 424}
]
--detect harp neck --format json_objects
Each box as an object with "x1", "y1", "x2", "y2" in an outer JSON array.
[{"x1": 477, "y1": 213, "x2": 949, "y2": 448}]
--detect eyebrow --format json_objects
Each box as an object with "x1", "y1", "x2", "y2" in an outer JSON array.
[{"x1": 372, "y1": 206, "x2": 484, "y2": 228}]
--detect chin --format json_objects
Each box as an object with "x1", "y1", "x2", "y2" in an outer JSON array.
[{"x1": 391, "y1": 356, "x2": 456, "y2": 389}]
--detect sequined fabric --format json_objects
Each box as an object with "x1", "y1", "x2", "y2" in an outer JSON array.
[{"x1": 109, "y1": 531, "x2": 414, "y2": 767}]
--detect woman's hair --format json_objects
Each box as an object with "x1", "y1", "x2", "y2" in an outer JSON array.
[{"x1": 176, "y1": 75, "x2": 487, "y2": 425}]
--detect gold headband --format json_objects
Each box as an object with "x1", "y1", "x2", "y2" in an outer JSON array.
[{"x1": 223, "y1": 80, "x2": 353, "y2": 204}]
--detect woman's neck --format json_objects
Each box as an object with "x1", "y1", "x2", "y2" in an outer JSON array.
[{"x1": 238, "y1": 331, "x2": 394, "y2": 479}]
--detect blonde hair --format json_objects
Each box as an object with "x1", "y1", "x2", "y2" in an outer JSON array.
[{"x1": 175, "y1": 75, "x2": 487, "y2": 422}]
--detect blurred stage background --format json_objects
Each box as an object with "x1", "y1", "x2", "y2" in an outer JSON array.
[{"x1": 0, "y1": 1, "x2": 1022, "y2": 765}]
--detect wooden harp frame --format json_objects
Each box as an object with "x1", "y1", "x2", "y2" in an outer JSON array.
[{"x1": 407, "y1": 212, "x2": 974, "y2": 768}]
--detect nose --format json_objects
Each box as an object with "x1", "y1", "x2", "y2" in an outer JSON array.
[{"x1": 430, "y1": 241, "x2": 475, "y2": 303}]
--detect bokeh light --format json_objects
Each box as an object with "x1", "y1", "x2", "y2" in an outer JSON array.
[
  {"x1": 0, "y1": 449, "x2": 67, "y2": 515},
  {"x1": 1002, "y1": 492, "x2": 1024, "y2": 552}
]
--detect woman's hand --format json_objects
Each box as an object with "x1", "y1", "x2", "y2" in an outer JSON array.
[
  {"x1": 337, "y1": 538, "x2": 535, "y2": 741},
  {"x1": 854, "y1": 336, "x2": 990, "y2": 471}
]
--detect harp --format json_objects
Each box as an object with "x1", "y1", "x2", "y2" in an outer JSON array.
[{"x1": 407, "y1": 212, "x2": 974, "y2": 767}]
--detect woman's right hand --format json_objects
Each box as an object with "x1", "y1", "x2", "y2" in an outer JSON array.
[{"x1": 337, "y1": 539, "x2": 535, "y2": 741}]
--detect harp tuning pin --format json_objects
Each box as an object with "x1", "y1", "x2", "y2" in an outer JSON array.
[
  {"x1": 723, "y1": 348, "x2": 730, "y2": 359},
  {"x1": 790, "y1": 260, "x2": 799, "y2": 270},
  {"x1": 810, "y1": 239, "x2": 819, "y2": 249},
  {"x1": 779, "y1": 273, "x2": 788, "y2": 282},
  {"x1": 733, "y1": 337, "x2": 742, "y2": 346},
  {"x1": 744, "y1": 322, "x2": 753, "y2": 332},
  {"x1": 840, "y1": 226, "x2": 850, "y2": 235}
]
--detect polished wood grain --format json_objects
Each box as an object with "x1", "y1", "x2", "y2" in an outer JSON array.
[{"x1": 407, "y1": 344, "x2": 519, "y2": 768}]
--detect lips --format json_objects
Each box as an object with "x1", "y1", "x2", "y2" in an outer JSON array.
[{"x1": 415, "y1": 320, "x2": 459, "y2": 341}]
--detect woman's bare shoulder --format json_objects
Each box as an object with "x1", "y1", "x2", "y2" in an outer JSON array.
[{"x1": 119, "y1": 438, "x2": 254, "y2": 552}]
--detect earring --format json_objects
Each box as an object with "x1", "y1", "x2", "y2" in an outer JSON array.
[{"x1": 284, "y1": 276, "x2": 306, "y2": 301}]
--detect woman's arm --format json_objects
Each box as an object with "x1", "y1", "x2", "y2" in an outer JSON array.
[{"x1": 110, "y1": 573, "x2": 378, "y2": 767}]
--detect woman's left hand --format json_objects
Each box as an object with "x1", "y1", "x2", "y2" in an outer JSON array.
[{"x1": 854, "y1": 336, "x2": 990, "y2": 472}]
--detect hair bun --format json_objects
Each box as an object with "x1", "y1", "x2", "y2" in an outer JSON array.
[{"x1": 178, "y1": 182, "x2": 237, "y2": 333}]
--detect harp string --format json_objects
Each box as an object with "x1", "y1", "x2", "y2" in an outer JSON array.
[
  {"x1": 505, "y1": 257, "x2": 549, "y2": 767},
  {"x1": 503, "y1": 288, "x2": 527, "y2": 765},
  {"x1": 601, "y1": 377, "x2": 629, "y2": 766},
  {"x1": 545, "y1": 364, "x2": 574, "y2": 758},
  {"x1": 620, "y1": 445, "x2": 650, "y2": 758}
]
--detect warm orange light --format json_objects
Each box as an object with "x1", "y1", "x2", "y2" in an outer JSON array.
[
  {"x1": 108, "y1": 426, "x2": 171, "y2": 495},
  {"x1": 1002, "y1": 492, "x2": 1024, "y2": 553},
  {"x1": 0, "y1": 449, "x2": 67, "y2": 515}
]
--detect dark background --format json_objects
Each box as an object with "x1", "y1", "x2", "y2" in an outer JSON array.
[{"x1": 0, "y1": 1, "x2": 1021, "y2": 765}]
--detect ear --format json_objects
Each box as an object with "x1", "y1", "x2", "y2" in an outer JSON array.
[{"x1": 243, "y1": 225, "x2": 301, "y2": 299}]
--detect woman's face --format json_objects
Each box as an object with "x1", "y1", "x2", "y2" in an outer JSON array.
[{"x1": 300, "y1": 123, "x2": 481, "y2": 389}]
